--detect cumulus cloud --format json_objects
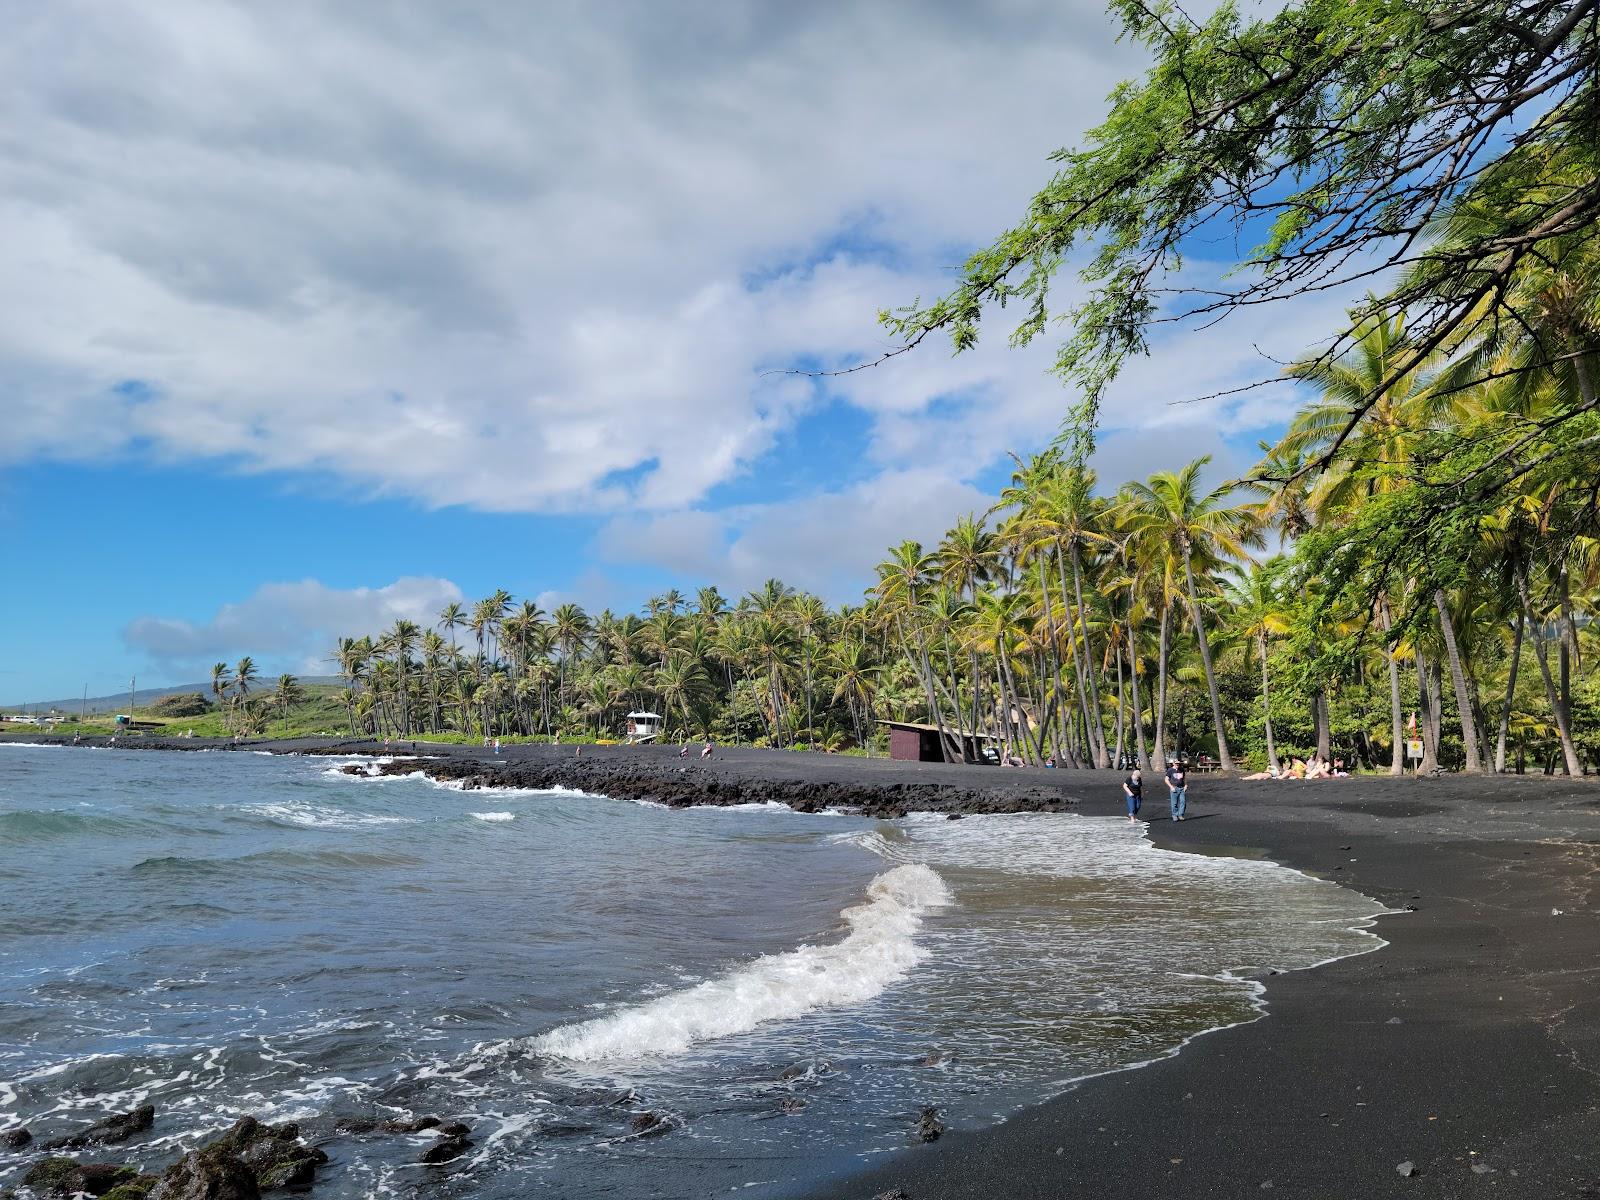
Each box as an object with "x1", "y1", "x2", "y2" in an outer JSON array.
[
  {"x1": 1, "y1": 0, "x2": 1148, "y2": 515},
  {"x1": 123, "y1": 576, "x2": 464, "y2": 665},
  {"x1": 7, "y1": 0, "x2": 1364, "y2": 632},
  {"x1": 598, "y1": 469, "x2": 992, "y2": 602}
]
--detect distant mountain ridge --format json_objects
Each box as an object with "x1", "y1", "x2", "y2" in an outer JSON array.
[{"x1": 3, "y1": 677, "x2": 344, "y2": 715}]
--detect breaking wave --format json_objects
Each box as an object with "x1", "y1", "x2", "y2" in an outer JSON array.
[{"x1": 526, "y1": 864, "x2": 951, "y2": 1062}]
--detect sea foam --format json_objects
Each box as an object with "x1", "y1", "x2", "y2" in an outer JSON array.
[{"x1": 528, "y1": 863, "x2": 951, "y2": 1062}]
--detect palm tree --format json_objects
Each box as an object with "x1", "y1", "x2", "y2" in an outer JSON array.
[
  {"x1": 830, "y1": 640, "x2": 880, "y2": 753},
  {"x1": 272, "y1": 674, "x2": 304, "y2": 733},
  {"x1": 748, "y1": 615, "x2": 800, "y2": 747},
  {"x1": 1280, "y1": 304, "x2": 1482, "y2": 771},
  {"x1": 1119, "y1": 458, "x2": 1263, "y2": 771},
  {"x1": 1229, "y1": 563, "x2": 1290, "y2": 774},
  {"x1": 654, "y1": 652, "x2": 710, "y2": 735},
  {"x1": 232, "y1": 657, "x2": 259, "y2": 731},
  {"x1": 873, "y1": 541, "x2": 962, "y2": 760},
  {"x1": 209, "y1": 663, "x2": 231, "y2": 732},
  {"x1": 695, "y1": 586, "x2": 728, "y2": 621},
  {"x1": 551, "y1": 603, "x2": 591, "y2": 709},
  {"x1": 437, "y1": 601, "x2": 467, "y2": 652}
]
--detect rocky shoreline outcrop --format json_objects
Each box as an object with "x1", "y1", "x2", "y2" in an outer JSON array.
[
  {"x1": 7, "y1": 1108, "x2": 476, "y2": 1200},
  {"x1": 337, "y1": 753, "x2": 1075, "y2": 819}
]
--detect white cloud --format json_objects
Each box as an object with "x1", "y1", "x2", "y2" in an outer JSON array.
[
  {"x1": 1, "y1": 0, "x2": 1146, "y2": 514},
  {"x1": 123, "y1": 576, "x2": 464, "y2": 665},
  {"x1": 6, "y1": 1, "x2": 1374, "y2": 639},
  {"x1": 598, "y1": 469, "x2": 992, "y2": 603}
]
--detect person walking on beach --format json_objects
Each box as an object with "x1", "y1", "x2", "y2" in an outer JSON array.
[
  {"x1": 1122, "y1": 768, "x2": 1143, "y2": 823},
  {"x1": 1165, "y1": 760, "x2": 1188, "y2": 822}
]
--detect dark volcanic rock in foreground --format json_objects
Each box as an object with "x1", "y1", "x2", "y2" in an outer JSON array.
[
  {"x1": 149, "y1": 1116, "x2": 327, "y2": 1200},
  {"x1": 23, "y1": 1158, "x2": 151, "y2": 1197}
]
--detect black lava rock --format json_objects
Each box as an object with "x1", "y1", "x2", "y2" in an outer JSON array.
[
  {"x1": 42, "y1": 1104, "x2": 156, "y2": 1150},
  {"x1": 148, "y1": 1147, "x2": 258, "y2": 1200},
  {"x1": 149, "y1": 1115, "x2": 326, "y2": 1199},
  {"x1": 914, "y1": 1106, "x2": 944, "y2": 1143},
  {"x1": 418, "y1": 1136, "x2": 472, "y2": 1164},
  {"x1": 628, "y1": 1112, "x2": 668, "y2": 1137},
  {"x1": 378, "y1": 1116, "x2": 441, "y2": 1133}
]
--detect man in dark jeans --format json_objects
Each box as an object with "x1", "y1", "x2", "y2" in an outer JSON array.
[{"x1": 1165, "y1": 760, "x2": 1188, "y2": 822}]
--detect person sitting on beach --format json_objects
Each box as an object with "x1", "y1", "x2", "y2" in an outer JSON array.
[
  {"x1": 679, "y1": 740, "x2": 691, "y2": 758},
  {"x1": 700, "y1": 740, "x2": 714, "y2": 759},
  {"x1": 1305, "y1": 755, "x2": 1329, "y2": 780},
  {"x1": 1332, "y1": 756, "x2": 1349, "y2": 777},
  {"x1": 1122, "y1": 768, "x2": 1143, "y2": 823},
  {"x1": 1288, "y1": 757, "x2": 1307, "y2": 779}
]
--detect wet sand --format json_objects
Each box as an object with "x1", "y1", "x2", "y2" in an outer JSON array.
[{"x1": 8, "y1": 734, "x2": 1600, "y2": 1198}]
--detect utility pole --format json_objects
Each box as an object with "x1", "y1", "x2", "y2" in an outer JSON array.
[
  {"x1": 80, "y1": 684, "x2": 87, "y2": 722},
  {"x1": 129, "y1": 676, "x2": 136, "y2": 720}
]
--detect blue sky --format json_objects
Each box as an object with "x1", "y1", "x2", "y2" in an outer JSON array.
[{"x1": 0, "y1": 1, "x2": 1328, "y2": 704}]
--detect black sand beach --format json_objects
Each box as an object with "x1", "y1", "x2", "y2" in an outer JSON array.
[{"x1": 8, "y1": 734, "x2": 1600, "y2": 1198}]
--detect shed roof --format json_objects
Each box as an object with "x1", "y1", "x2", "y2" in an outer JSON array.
[{"x1": 877, "y1": 720, "x2": 994, "y2": 739}]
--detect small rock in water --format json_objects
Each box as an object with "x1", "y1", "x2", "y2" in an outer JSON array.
[
  {"x1": 914, "y1": 1106, "x2": 944, "y2": 1143},
  {"x1": 3, "y1": 1127, "x2": 32, "y2": 1149},
  {"x1": 920, "y1": 1052, "x2": 948, "y2": 1067},
  {"x1": 379, "y1": 1115, "x2": 442, "y2": 1134},
  {"x1": 438, "y1": 1122, "x2": 471, "y2": 1138},
  {"x1": 79, "y1": 1165, "x2": 148, "y2": 1197},
  {"x1": 777, "y1": 1097, "x2": 807, "y2": 1115},
  {"x1": 571, "y1": 1088, "x2": 636, "y2": 1108},
  {"x1": 42, "y1": 1104, "x2": 156, "y2": 1150},
  {"x1": 628, "y1": 1112, "x2": 668, "y2": 1137},
  {"x1": 419, "y1": 1136, "x2": 472, "y2": 1164},
  {"x1": 1397, "y1": 1160, "x2": 1416, "y2": 1177},
  {"x1": 22, "y1": 1158, "x2": 97, "y2": 1196}
]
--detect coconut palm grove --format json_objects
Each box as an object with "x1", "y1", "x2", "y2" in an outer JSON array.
[{"x1": 285, "y1": 317, "x2": 1591, "y2": 777}]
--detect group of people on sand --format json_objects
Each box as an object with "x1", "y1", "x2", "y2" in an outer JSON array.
[
  {"x1": 1120, "y1": 760, "x2": 1189, "y2": 824},
  {"x1": 1242, "y1": 754, "x2": 1350, "y2": 781},
  {"x1": 678, "y1": 739, "x2": 715, "y2": 759}
]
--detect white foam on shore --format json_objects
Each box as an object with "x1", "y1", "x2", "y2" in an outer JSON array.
[{"x1": 524, "y1": 864, "x2": 951, "y2": 1062}]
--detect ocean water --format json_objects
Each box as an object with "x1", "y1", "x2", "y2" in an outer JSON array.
[{"x1": 0, "y1": 745, "x2": 1385, "y2": 1197}]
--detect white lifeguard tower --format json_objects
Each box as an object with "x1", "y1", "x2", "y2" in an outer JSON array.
[{"x1": 624, "y1": 711, "x2": 663, "y2": 743}]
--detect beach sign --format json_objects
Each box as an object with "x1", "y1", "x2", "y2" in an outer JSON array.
[{"x1": 1406, "y1": 739, "x2": 1424, "y2": 760}]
